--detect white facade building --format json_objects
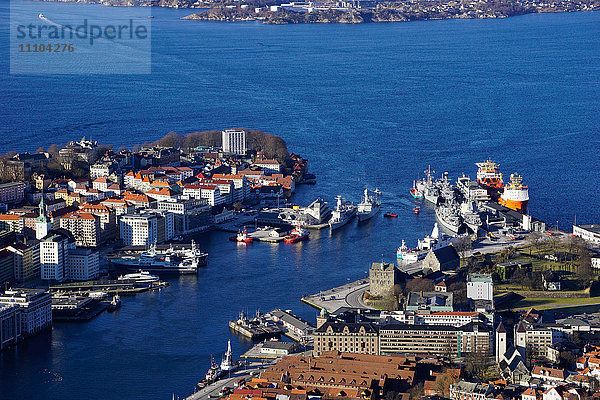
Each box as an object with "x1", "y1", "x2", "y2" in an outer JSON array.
[
  {"x1": 222, "y1": 129, "x2": 246, "y2": 155},
  {"x1": 67, "y1": 248, "x2": 99, "y2": 281},
  {"x1": 467, "y1": 273, "x2": 494, "y2": 306},
  {"x1": 0, "y1": 288, "x2": 52, "y2": 336},
  {"x1": 40, "y1": 230, "x2": 76, "y2": 281},
  {"x1": 120, "y1": 212, "x2": 174, "y2": 246}
]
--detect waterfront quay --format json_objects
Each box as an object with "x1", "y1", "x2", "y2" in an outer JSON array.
[
  {"x1": 302, "y1": 278, "x2": 370, "y2": 313},
  {"x1": 48, "y1": 278, "x2": 168, "y2": 295},
  {"x1": 184, "y1": 362, "x2": 269, "y2": 400}
]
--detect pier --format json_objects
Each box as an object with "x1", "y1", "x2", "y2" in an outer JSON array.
[{"x1": 49, "y1": 279, "x2": 168, "y2": 296}]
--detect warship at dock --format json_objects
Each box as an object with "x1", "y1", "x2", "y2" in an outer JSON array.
[
  {"x1": 329, "y1": 195, "x2": 357, "y2": 230},
  {"x1": 357, "y1": 188, "x2": 381, "y2": 222},
  {"x1": 435, "y1": 202, "x2": 464, "y2": 234},
  {"x1": 415, "y1": 166, "x2": 440, "y2": 205}
]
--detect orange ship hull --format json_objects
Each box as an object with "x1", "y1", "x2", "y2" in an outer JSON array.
[{"x1": 499, "y1": 197, "x2": 528, "y2": 213}]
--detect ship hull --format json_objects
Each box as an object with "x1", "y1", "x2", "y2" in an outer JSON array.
[
  {"x1": 108, "y1": 258, "x2": 202, "y2": 274},
  {"x1": 357, "y1": 204, "x2": 380, "y2": 222},
  {"x1": 435, "y1": 209, "x2": 463, "y2": 234},
  {"x1": 409, "y1": 188, "x2": 424, "y2": 199},
  {"x1": 499, "y1": 198, "x2": 528, "y2": 213}
]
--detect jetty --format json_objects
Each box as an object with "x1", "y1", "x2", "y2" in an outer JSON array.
[{"x1": 228, "y1": 310, "x2": 284, "y2": 340}]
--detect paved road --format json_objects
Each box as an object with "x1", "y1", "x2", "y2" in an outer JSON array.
[
  {"x1": 184, "y1": 363, "x2": 269, "y2": 400},
  {"x1": 302, "y1": 279, "x2": 371, "y2": 313}
]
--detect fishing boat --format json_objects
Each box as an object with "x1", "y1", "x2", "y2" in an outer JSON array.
[
  {"x1": 357, "y1": 188, "x2": 381, "y2": 222},
  {"x1": 284, "y1": 226, "x2": 309, "y2": 243}
]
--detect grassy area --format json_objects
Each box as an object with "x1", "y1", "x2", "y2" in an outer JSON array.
[{"x1": 500, "y1": 296, "x2": 600, "y2": 311}]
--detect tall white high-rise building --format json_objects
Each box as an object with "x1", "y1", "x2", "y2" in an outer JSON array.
[
  {"x1": 467, "y1": 273, "x2": 494, "y2": 307},
  {"x1": 40, "y1": 230, "x2": 76, "y2": 281},
  {"x1": 222, "y1": 129, "x2": 246, "y2": 155}
]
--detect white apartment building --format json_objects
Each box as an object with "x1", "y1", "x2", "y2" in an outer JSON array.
[
  {"x1": 67, "y1": 248, "x2": 99, "y2": 281},
  {"x1": 222, "y1": 129, "x2": 246, "y2": 155},
  {"x1": 120, "y1": 212, "x2": 174, "y2": 246},
  {"x1": 0, "y1": 288, "x2": 52, "y2": 336},
  {"x1": 467, "y1": 273, "x2": 494, "y2": 307},
  {"x1": 40, "y1": 230, "x2": 76, "y2": 281},
  {"x1": 183, "y1": 184, "x2": 225, "y2": 206},
  {"x1": 157, "y1": 198, "x2": 211, "y2": 235}
]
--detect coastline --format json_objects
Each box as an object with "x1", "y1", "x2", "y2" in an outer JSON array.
[{"x1": 25, "y1": 0, "x2": 600, "y2": 25}]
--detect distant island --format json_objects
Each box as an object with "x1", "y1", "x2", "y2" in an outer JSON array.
[{"x1": 33, "y1": 0, "x2": 600, "y2": 24}]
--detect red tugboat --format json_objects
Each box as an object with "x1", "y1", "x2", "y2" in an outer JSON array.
[
  {"x1": 284, "y1": 226, "x2": 309, "y2": 243},
  {"x1": 384, "y1": 211, "x2": 398, "y2": 218},
  {"x1": 230, "y1": 227, "x2": 253, "y2": 243},
  {"x1": 414, "y1": 206, "x2": 420, "y2": 215}
]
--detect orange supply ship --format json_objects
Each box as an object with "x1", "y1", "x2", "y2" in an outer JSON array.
[
  {"x1": 476, "y1": 159, "x2": 504, "y2": 192},
  {"x1": 499, "y1": 173, "x2": 529, "y2": 213}
]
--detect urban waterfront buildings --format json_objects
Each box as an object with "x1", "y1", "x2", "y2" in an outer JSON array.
[
  {"x1": 572, "y1": 224, "x2": 600, "y2": 244},
  {"x1": 40, "y1": 229, "x2": 76, "y2": 281},
  {"x1": 119, "y1": 211, "x2": 174, "y2": 246},
  {"x1": 313, "y1": 320, "x2": 493, "y2": 357},
  {"x1": 0, "y1": 288, "x2": 52, "y2": 337}
]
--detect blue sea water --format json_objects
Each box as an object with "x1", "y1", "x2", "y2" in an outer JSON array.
[{"x1": 0, "y1": 2, "x2": 600, "y2": 399}]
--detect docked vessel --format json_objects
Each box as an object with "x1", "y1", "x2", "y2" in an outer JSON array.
[
  {"x1": 415, "y1": 166, "x2": 441, "y2": 205},
  {"x1": 284, "y1": 226, "x2": 309, "y2": 243},
  {"x1": 108, "y1": 242, "x2": 206, "y2": 275},
  {"x1": 397, "y1": 223, "x2": 454, "y2": 261},
  {"x1": 499, "y1": 173, "x2": 529, "y2": 213},
  {"x1": 435, "y1": 203, "x2": 464, "y2": 234},
  {"x1": 409, "y1": 181, "x2": 424, "y2": 199},
  {"x1": 107, "y1": 295, "x2": 121, "y2": 312},
  {"x1": 117, "y1": 270, "x2": 160, "y2": 284},
  {"x1": 438, "y1": 172, "x2": 457, "y2": 203},
  {"x1": 220, "y1": 340, "x2": 235, "y2": 372},
  {"x1": 229, "y1": 310, "x2": 284, "y2": 340},
  {"x1": 232, "y1": 227, "x2": 253, "y2": 243},
  {"x1": 357, "y1": 188, "x2": 381, "y2": 222},
  {"x1": 476, "y1": 159, "x2": 504, "y2": 195},
  {"x1": 417, "y1": 222, "x2": 454, "y2": 251},
  {"x1": 460, "y1": 201, "x2": 483, "y2": 233},
  {"x1": 396, "y1": 240, "x2": 426, "y2": 262},
  {"x1": 329, "y1": 195, "x2": 357, "y2": 230},
  {"x1": 205, "y1": 356, "x2": 223, "y2": 383}
]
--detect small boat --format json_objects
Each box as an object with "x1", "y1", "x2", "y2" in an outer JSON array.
[
  {"x1": 284, "y1": 226, "x2": 309, "y2": 243},
  {"x1": 409, "y1": 180, "x2": 424, "y2": 199},
  {"x1": 414, "y1": 207, "x2": 420, "y2": 215},
  {"x1": 231, "y1": 227, "x2": 253, "y2": 243},
  {"x1": 384, "y1": 211, "x2": 398, "y2": 218},
  {"x1": 107, "y1": 295, "x2": 121, "y2": 312},
  {"x1": 38, "y1": 13, "x2": 44, "y2": 19}
]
